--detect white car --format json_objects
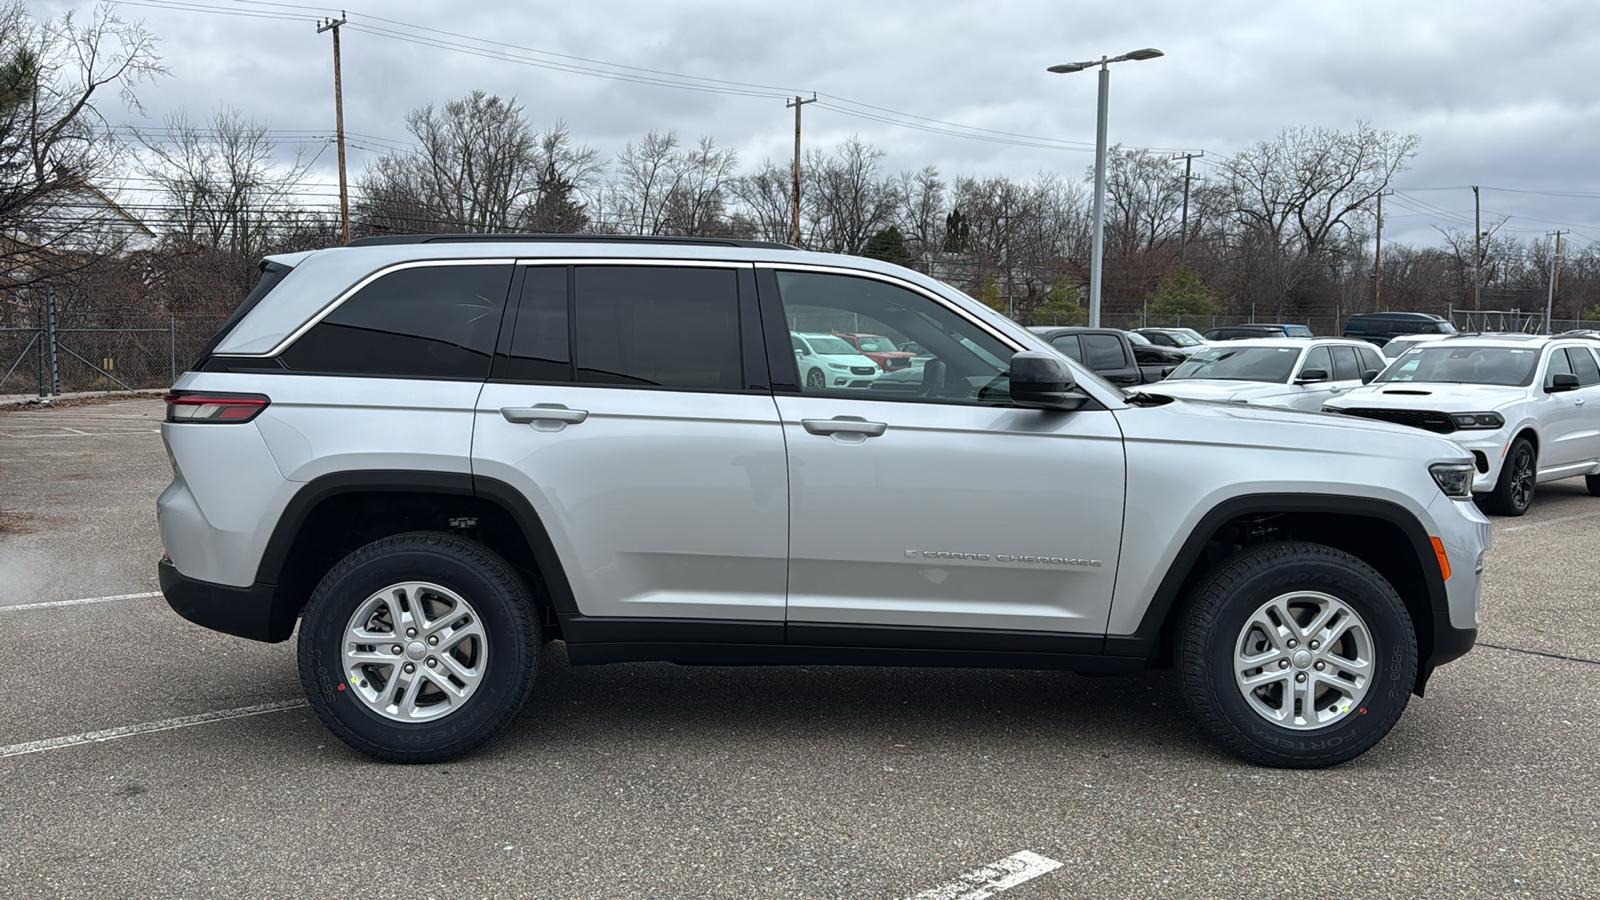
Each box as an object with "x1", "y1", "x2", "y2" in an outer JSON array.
[
  {"x1": 791, "y1": 332, "x2": 882, "y2": 390},
  {"x1": 1142, "y1": 338, "x2": 1389, "y2": 411},
  {"x1": 1324, "y1": 334, "x2": 1600, "y2": 515}
]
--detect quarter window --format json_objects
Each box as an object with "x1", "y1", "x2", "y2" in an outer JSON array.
[{"x1": 279, "y1": 263, "x2": 512, "y2": 379}]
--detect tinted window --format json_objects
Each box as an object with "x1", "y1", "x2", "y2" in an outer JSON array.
[
  {"x1": 1569, "y1": 347, "x2": 1600, "y2": 386},
  {"x1": 1300, "y1": 346, "x2": 1332, "y2": 377},
  {"x1": 1081, "y1": 334, "x2": 1127, "y2": 370},
  {"x1": 1359, "y1": 347, "x2": 1387, "y2": 374},
  {"x1": 1169, "y1": 346, "x2": 1301, "y2": 383},
  {"x1": 1049, "y1": 335, "x2": 1083, "y2": 361},
  {"x1": 280, "y1": 264, "x2": 511, "y2": 379},
  {"x1": 504, "y1": 266, "x2": 570, "y2": 381},
  {"x1": 1330, "y1": 345, "x2": 1360, "y2": 381},
  {"x1": 573, "y1": 266, "x2": 742, "y2": 390}
]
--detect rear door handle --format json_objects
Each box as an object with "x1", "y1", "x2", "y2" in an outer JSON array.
[
  {"x1": 801, "y1": 417, "x2": 887, "y2": 437},
  {"x1": 501, "y1": 404, "x2": 589, "y2": 425}
]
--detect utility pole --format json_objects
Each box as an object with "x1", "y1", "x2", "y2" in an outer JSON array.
[
  {"x1": 785, "y1": 94, "x2": 816, "y2": 247},
  {"x1": 1374, "y1": 190, "x2": 1389, "y2": 309},
  {"x1": 318, "y1": 14, "x2": 350, "y2": 244},
  {"x1": 1172, "y1": 151, "x2": 1202, "y2": 264},
  {"x1": 1472, "y1": 185, "x2": 1481, "y2": 315},
  {"x1": 1546, "y1": 230, "x2": 1565, "y2": 333}
]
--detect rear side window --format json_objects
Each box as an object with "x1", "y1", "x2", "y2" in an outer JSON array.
[
  {"x1": 1330, "y1": 345, "x2": 1360, "y2": 381},
  {"x1": 280, "y1": 264, "x2": 512, "y2": 379},
  {"x1": 574, "y1": 266, "x2": 742, "y2": 390},
  {"x1": 1566, "y1": 347, "x2": 1600, "y2": 386},
  {"x1": 1081, "y1": 334, "x2": 1126, "y2": 369}
]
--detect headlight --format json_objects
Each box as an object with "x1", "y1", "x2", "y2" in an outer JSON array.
[
  {"x1": 828, "y1": 363, "x2": 848, "y2": 371},
  {"x1": 1451, "y1": 412, "x2": 1504, "y2": 429},
  {"x1": 1430, "y1": 462, "x2": 1475, "y2": 499}
]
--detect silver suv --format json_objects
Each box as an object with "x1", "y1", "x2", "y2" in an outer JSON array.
[{"x1": 157, "y1": 235, "x2": 1489, "y2": 768}]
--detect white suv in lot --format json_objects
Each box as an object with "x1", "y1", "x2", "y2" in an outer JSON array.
[
  {"x1": 1324, "y1": 333, "x2": 1600, "y2": 515},
  {"x1": 157, "y1": 235, "x2": 1488, "y2": 769},
  {"x1": 1141, "y1": 337, "x2": 1389, "y2": 410}
]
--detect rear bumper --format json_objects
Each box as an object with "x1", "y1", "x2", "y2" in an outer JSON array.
[{"x1": 159, "y1": 558, "x2": 296, "y2": 643}]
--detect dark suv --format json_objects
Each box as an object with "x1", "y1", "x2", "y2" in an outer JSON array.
[
  {"x1": 1343, "y1": 312, "x2": 1456, "y2": 346},
  {"x1": 1202, "y1": 324, "x2": 1314, "y2": 340}
]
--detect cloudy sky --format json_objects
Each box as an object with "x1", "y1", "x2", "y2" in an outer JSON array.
[{"x1": 37, "y1": 0, "x2": 1600, "y2": 248}]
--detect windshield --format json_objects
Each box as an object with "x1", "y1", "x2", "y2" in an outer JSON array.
[
  {"x1": 1166, "y1": 331, "x2": 1203, "y2": 347},
  {"x1": 1168, "y1": 346, "x2": 1302, "y2": 383},
  {"x1": 1284, "y1": 325, "x2": 1314, "y2": 338},
  {"x1": 854, "y1": 335, "x2": 898, "y2": 353},
  {"x1": 804, "y1": 335, "x2": 858, "y2": 355},
  {"x1": 1377, "y1": 345, "x2": 1539, "y2": 386},
  {"x1": 1437, "y1": 321, "x2": 1458, "y2": 333},
  {"x1": 1127, "y1": 332, "x2": 1151, "y2": 345}
]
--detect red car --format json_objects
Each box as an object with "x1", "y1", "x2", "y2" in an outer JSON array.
[{"x1": 834, "y1": 333, "x2": 917, "y2": 371}]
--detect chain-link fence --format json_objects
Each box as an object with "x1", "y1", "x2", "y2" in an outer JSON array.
[{"x1": 0, "y1": 313, "x2": 227, "y2": 397}]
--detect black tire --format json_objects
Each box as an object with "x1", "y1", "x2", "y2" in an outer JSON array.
[
  {"x1": 1483, "y1": 436, "x2": 1536, "y2": 516},
  {"x1": 297, "y1": 532, "x2": 540, "y2": 763},
  {"x1": 805, "y1": 367, "x2": 826, "y2": 391},
  {"x1": 1586, "y1": 473, "x2": 1600, "y2": 497},
  {"x1": 1176, "y1": 541, "x2": 1417, "y2": 769}
]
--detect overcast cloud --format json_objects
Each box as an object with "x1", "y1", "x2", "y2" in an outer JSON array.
[{"x1": 36, "y1": 0, "x2": 1600, "y2": 247}]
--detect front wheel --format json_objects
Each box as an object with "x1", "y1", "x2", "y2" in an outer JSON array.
[
  {"x1": 1483, "y1": 436, "x2": 1536, "y2": 516},
  {"x1": 1177, "y1": 541, "x2": 1417, "y2": 768},
  {"x1": 298, "y1": 532, "x2": 540, "y2": 762}
]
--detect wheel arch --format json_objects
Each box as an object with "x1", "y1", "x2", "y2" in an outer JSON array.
[
  {"x1": 1109, "y1": 493, "x2": 1447, "y2": 691},
  {"x1": 256, "y1": 471, "x2": 577, "y2": 637}
]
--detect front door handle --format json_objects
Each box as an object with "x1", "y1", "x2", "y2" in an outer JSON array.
[
  {"x1": 1577, "y1": 398, "x2": 1586, "y2": 406},
  {"x1": 502, "y1": 404, "x2": 589, "y2": 425},
  {"x1": 802, "y1": 417, "x2": 887, "y2": 437}
]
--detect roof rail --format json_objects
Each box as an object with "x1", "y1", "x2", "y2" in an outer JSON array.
[{"x1": 344, "y1": 232, "x2": 799, "y2": 251}]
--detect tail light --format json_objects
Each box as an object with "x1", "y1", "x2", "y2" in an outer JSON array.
[{"x1": 163, "y1": 391, "x2": 270, "y2": 423}]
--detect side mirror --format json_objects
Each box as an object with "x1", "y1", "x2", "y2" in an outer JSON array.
[
  {"x1": 1010, "y1": 351, "x2": 1089, "y2": 411},
  {"x1": 1295, "y1": 367, "x2": 1329, "y2": 384},
  {"x1": 794, "y1": 347, "x2": 808, "y2": 357},
  {"x1": 1549, "y1": 372, "x2": 1580, "y2": 393},
  {"x1": 1361, "y1": 369, "x2": 1380, "y2": 384}
]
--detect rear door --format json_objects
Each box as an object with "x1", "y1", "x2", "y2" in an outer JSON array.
[{"x1": 473, "y1": 261, "x2": 789, "y2": 624}]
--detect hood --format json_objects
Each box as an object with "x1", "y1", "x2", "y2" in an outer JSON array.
[
  {"x1": 1326, "y1": 382, "x2": 1526, "y2": 411},
  {"x1": 1141, "y1": 380, "x2": 1291, "y2": 403},
  {"x1": 1118, "y1": 394, "x2": 1470, "y2": 455}
]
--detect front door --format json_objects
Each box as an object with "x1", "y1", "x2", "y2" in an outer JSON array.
[{"x1": 764, "y1": 268, "x2": 1126, "y2": 635}]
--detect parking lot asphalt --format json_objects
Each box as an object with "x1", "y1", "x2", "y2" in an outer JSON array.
[{"x1": 1, "y1": 398, "x2": 1596, "y2": 899}]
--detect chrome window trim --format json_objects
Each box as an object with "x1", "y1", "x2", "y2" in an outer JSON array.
[
  {"x1": 240, "y1": 258, "x2": 517, "y2": 359},
  {"x1": 513, "y1": 258, "x2": 754, "y2": 269}
]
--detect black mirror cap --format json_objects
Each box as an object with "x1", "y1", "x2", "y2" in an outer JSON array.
[
  {"x1": 1296, "y1": 367, "x2": 1329, "y2": 384},
  {"x1": 1011, "y1": 351, "x2": 1089, "y2": 410},
  {"x1": 1549, "y1": 372, "x2": 1581, "y2": 393},
  {"x1": 1361, "y1": 369, "x2": 1380, "y2": 384}
]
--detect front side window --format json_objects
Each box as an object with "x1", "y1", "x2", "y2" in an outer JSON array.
[
  {"x1": 1168, "y1": 346, "x2": 1302, "y2": 383},
  {"x1": 573, "y1": 266, "x2": 743, "y2": 390},
  {"x1": 1379, "y1": 346, "x2": 1539, "y2": 387},
  {"x1": 1545, "y1": 346, "x2": 1576, "y2": 389},
  {"x1": 1568, "y1": 347, "x2": 1600, "y2": 386},
  {"x1": 1299, "y1": 345, "x2": 1333, "y2": 378},
  {"x1": 280, "y1": 263, "x2": 512, "y2": 379},
  {"x1": 774, "y1": 270, "x2": 1018, "y2": 403}
]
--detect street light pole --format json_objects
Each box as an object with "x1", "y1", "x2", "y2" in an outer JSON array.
[{"x1": 1048, "y1": 48, "x2": 1163, "y2": 328}]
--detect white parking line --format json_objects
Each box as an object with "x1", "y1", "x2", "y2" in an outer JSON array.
[
  {"x1": 1502, "y1": 509, "x2": 1600, "y2": 533},
  {"x1": 904, "y1": 851, "x2": 1063, "y2": 900},
  {"x1": 1, "y1": 591, "x2": 161, "y2": 612},
  {"x1": 0, "y1": 700, "x2": 308, "y2": 759}
]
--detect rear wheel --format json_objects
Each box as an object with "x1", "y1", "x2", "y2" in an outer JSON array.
[
  {"x1": 298, "y1": 532, "x2": 540, "y2": 763},
  {"x1": 1483, "y1": 437, "x2": 1536, "y2": 516},
  {"x1": 1177, "y1": 541, "x2": 1417, "y2": 768}
]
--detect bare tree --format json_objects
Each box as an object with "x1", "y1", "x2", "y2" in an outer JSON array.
[
  {"x1": 728, "y1": 158, "x2": 796, "y2": 244},
  {"x1": 1220, "y1": 123, "x2": 1419, "y2": 313},
  {"x1": 804, "y1": 137, "x2": 898, "y2": 254},
  {"x1": 0, "y1": 1, "x2": 165, "y2": 276},
  {"x1": 894, "y1": 165, "x2": 945, "y2": 269},
  {"x1": 518, "y1": 121, "x2": 602, "y2": 233},
  {"x1": 356, "y1": 91, "x2": 539, "y2": 233},
  {"x1": 1099, "y1": 146, "x2": 1185, "y2": 258}
]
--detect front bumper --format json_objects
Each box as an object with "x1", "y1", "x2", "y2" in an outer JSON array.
[
  {"x1": 1451, "y1": 430, "x2": 1512, "y2": 492},
  {"x1": 160, "y1": 557, "x2": 296, "y2": 643}
]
